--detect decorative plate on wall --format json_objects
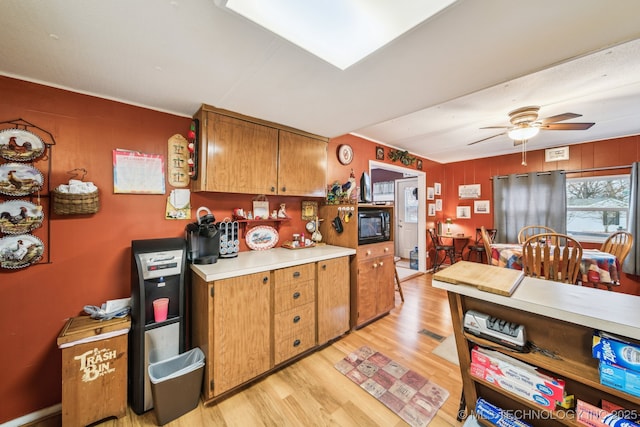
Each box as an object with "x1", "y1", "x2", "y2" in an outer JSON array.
[
  {"x1": 0, "y1": 234, "x2": 44, "y2": 269},
  {"x1": 0, "y1": 128, "x2": 46, "y2": 162},
  {"x1": 0, "y1": 200, "x2": 44, "y2": 234},
  {"x1": 337, "y1": 144, "x2": 353, "y2": 165},
  {"x1": 245, "y1": 225, "x2": 279, "y2": 250},
  {"x1": 0, "y1": 163, "x2": 44, "y2": 196}
]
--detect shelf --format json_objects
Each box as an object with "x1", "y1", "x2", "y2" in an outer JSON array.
[{"x1": 234, "y1": 217, "x2": 290, "y2": 237}]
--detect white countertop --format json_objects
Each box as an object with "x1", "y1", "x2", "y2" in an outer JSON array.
[
  {"x1": 433, "y1": 273, "x2": 640, "y2": 341},
  {"x1": 190, "y1": 244, "x2": 356, "y2": 282}
]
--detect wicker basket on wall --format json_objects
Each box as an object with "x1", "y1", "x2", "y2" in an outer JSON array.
[{"x1": 52, "y1": 189, "x2": 100, "y2": 215}]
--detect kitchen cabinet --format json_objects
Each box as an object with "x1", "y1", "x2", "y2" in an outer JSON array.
[
  {"x1": 190, "y1": 247, "x2": 354, "y2": 405},
  {"x1": 433, "y1": 270, "x2": 640, "y2": 426},
  {"x1": 191, "y1": 271, "x2": 272, "y2": 400},
  {"x1": 192, "y1": 105, "x2": 327, "y2": 196},
  {"x1": 318, "y1": 204, "x2": 395, "y2": 329},
  {"x1": 273, "y1": 263, "x2": 316, "y2": 365},
  {"x1": 317, "y1": 256, "x2": 350, "y2": 343},
  {"x1": 353, "y1": 242, "x2": 395, "y2": 327}
]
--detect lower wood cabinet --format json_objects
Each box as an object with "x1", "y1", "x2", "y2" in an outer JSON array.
[
  {"x1": 191, "y1": 256, "x2": 350, "y2": 404},
  {"x1": 353, "y1": 242, "x2": 395, "y2": 328}
]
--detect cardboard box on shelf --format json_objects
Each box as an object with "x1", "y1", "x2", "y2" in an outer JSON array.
[
  {"x1": 599, "y1": 361, "x2": 640, "y2": 398},
  {"x1": 593, "y1": 331, "x2": 640, "y2": 373},
  {"x1": 576, "y1": 399, "x2": 640, "y2": 427}
]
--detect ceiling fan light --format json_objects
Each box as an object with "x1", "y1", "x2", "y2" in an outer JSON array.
[{"x1": 508, "y1": 126, "x2": 540, "y2": 141}]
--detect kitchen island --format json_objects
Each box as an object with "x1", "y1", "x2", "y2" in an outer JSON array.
[{"x1": 190, "y1": 244, "x2": 355, "y2": 404}]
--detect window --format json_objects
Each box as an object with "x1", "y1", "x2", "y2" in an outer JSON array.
[{"x1": 566, "y1": 174, "x2": 630, "y2": 242}]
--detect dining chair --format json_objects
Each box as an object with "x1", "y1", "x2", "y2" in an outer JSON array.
[
  {"x1": 600, "y1": 231, "x2": 634, "y2": 266},
  {"x1": 466, "y1": 227, "x2": 497, "y2": 264},
  {"x1": 518, "y1": 225, "x2": 557, "y2": 244},
  {"x1": 521, "y1": 233, "x2": 583, "y2": 284},
  {"x1": 428, "y1": 228, "x2": 455, "y2": 272}
]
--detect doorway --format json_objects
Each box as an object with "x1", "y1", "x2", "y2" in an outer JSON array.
[
  {"x1": 369, "y1": 160, "x2": 426, "y2": 272},
  {"x1": 396, "y1": 178, "x2": 418, "y2": 259}
]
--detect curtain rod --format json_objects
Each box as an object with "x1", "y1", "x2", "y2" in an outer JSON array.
[{"x1": 492, "y1": 164, "x2": 632, "y2": 179}]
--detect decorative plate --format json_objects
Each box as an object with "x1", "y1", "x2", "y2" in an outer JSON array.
[
  {"x1": 0, "y1": 129, "x2": 46, "y2": 162},
  {"x1": 337, "y1": 144, "x2": 353, "y2": 165},
  {"x1": 245, "y1": 225, "x2": 279, "y2": 251},
  {"x1": 0, "y1": 200, "x2": 44, "y2": 234},
  {"x1": 0, "y1": 234, "x2": 44, "y2": 269},
  {"x1": 0, "y1": 163, "x2": 44, "y2": 196}
]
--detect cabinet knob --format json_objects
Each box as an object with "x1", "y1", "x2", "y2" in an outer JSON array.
[
  {"x1": 384, "y1": 247, "x2": 389, "y2": 252},
  {"x1": 366, "y1": 250, "x2": 371, "y2": 256},
  {"x1": 321, "y1": 264, "x2": 327, "y2": 270},
  {"x1": 293, "y1": 339, "x2": 301, "y2": 347},
  {"x1": 372, "y1": 263, "x2": 378, "y2": 268},
  {"x1": 281, "y1": 186, "x2": 286, "y2": 192},
  {"x1": 293, "y1": 271, "x2": 301, "y2": 278},
  {"x1": 262, "y1": 276, "x2": 269, "y2": 284},
  {"x1": 270, "y1": 186, "x2": 276, "y2": 192},
  {"x1": 293, "y1": 315, "x2": 301, "y2": 323},
  {"x1": 293, "y1": 291, "x2": 301, "y2": 299},
  {"x1": 379, "y1": 261, "x2": 384, "y2": 267}
]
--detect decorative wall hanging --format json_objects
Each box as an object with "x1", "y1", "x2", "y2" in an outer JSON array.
[
  {"x1": 458, "y1": 184, "x2": 481, "y2": 199},
  {"x1": 0, "y1": 234, "x2": 44, "y2": 269},
  {"x1": 0, "y1": 163, "x2": 44, "y2": 196},
  {"x1": 52, "y1": 168, "x2": 99, "y2": 215},
  {"x1": 0, "y1": 199, "x2": 44, "y2": 234},
  {"x1": 387, "y1": 149, "x2": 416, "y2": 165},
  {"x1": 112, "y1": 149, "x2": 165, "y2": 194},
  {"x1": 375, "y1": 146, "x2": 385, "y2": 160},
  {"x1": 337, "y1": 144, "x2": 354, "y2": 165},
  {"x1": 187, "y1": 119, "x2": 199, "y2": 180},
  {"x1": 167, "y1": 134, "x2": 189, "y2": 188},
  {"x1": 0, "y1": 128, "x2": 46, "y2": 162},
  {"x1": 301, "y1": 201, "x2": 318, "y2": 221},
  {"x1": 474, "y1": 200, "x2": 490, "y2": 214}
]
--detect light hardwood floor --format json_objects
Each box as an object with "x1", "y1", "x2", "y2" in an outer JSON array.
[{"x1": 104, "y1": 273, "x2": 464, "y2": 427}]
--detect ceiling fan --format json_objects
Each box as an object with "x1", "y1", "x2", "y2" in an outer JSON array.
[{"x1": 468, "y1": 106, "x2": 595, "y2": 146}]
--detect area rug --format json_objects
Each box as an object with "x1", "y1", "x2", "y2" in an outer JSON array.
[
  {"x1": 431, "y1": 334, "x2": 459, "y2": 366},
  {"x1": 334, "y1": 346, "x2": 449, "y2": 427}
]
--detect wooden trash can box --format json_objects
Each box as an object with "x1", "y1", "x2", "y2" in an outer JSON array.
[{"x1": 57, "y1": 315, "x2": 131, "y2": 427}]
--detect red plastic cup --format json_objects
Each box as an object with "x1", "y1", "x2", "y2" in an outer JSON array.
[{"x1": 152, "y1": 298, "x2": 169, "y2": 322}]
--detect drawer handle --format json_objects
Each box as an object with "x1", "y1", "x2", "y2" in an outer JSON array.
[
  {"x1": 293, "y1": 291, "x2": 301, "y2": 299},
  {"x1": 293, "y1": 271, "x2": 300, "y2": 278},
  {"x1": 293, "y1": 315, "x2": 301, "y2": 323},
  {"x1": 263, "y1": 276, "x2": 269, "y2": 284},
  {"x1": 293, "y1": 339, "x2": 301, "y2": 347}
]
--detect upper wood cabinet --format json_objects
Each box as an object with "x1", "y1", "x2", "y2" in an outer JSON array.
[{"x1": 192, "y1": 105, "x2": 328, "y2": 197}]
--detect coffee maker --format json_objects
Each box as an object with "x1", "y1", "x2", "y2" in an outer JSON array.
[{"x1": 185, "y1": 207, "x2": 220, "y2": 264}]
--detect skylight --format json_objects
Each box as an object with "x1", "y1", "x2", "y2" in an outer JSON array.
[{"x1": 216, "y1": 0, "x2": 457, "y2": 70}]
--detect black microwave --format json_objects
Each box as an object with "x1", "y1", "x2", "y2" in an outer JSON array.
[{"x1": 358, "y1": 209, "x2": 391, "y2": 245}]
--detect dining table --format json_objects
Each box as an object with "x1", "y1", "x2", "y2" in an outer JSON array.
[
  {"x1": 438, "y1": 233, "x2": 472, "y2": 262},
  {"x1": 489, "y1": 242, "x2": 620, "y2": 289}
]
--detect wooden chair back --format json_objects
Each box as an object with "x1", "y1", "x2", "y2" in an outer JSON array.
[
  {"x1": 522, "y1": 233, "x2": 583, "y2": 284},
  {"x1": 600, "y1": 231, "x2": 633, "y2": 266},
  {"x1": 480, "y1": 226, "x2": 493, "y2": 265},
  {"x1": 518, "y1": 225, "x2": 557, "y2": 244}
]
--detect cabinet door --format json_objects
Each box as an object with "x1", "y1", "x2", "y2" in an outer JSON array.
[
  {"x1": 278, "y1": 130, "x2": 327, "y2": 197},
  {"x1": 317, "y1": 257, "x2": 350, "y2": 343},
  {"x1": 212, "y1": 272, "x2": 272, "y2": 396},
  {"x1": 376, "y1": 254, "x2": 396, "y2": 315},
  {"x1": 355, "y1": 257, "x2": 380, "y2": 326},
  {"x1": 206, "y1": 113, "x2": 278, "y2": 194}
]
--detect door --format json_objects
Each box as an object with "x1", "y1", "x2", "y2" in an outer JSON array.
[{"x1": 395, "y1": 178, "x2": 419, "y2": 259}]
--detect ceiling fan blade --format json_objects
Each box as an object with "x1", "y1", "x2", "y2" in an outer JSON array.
[
  {"x1": 539, "y1": 113, "x2": 581, "y2": 124},
  {"x1": 480, "y1": 126, "x2": 510, "y2": 129},
  {"x1": 468, "y1": 132, "x2": 506, "y2": 146},
  {"x1": 543, "y1": 122, "x2": 595, "y2": 130}
]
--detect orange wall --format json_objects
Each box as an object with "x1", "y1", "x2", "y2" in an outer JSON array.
[
  {"x1": 2, "y1": 75, "x2": 640, "y2": 422},
  {"x1": 0, "y1": 76, "x2": 319, "y2": 422}
]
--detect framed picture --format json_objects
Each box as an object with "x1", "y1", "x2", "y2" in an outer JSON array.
[
  {"x1": 456, "y1": 205, "x2": 471, "y2": 219},
  {"x1": 434, "y1": 182, "x2": 441, "y2": 195},
  {"x1": 301, "y1": 201, "x2": 318, "y2": 220},
  {"x1": 428, "y1": 203, "x2": 436, "y2": 216},
  {"x1": 435, "y1": 199, "x2": 442, "y2": 212},
  {"x1": 417, "y1": 159, "x2": 423, "y2": 170},
  {"x1": 458, "y1": 184, "x2": 481, "y2": 199},
  {"x1": 376, "y1": 146, "x2": 385, "y2": 160},
  {"x1": 474, "y1": 200, "x2": 490, "y2": 214},
  {"x1": 427, "y1": 187, "x2": 435, "y2": 200}
]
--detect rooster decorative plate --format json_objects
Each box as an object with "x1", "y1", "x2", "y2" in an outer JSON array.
[
  {"x1": 0, "y1": 129, "x2": 46, "y2": 162},
  {"x1": 0, "y1": 163, "x2": 44, "y2": 196},
  {"x1": 245, "y1": 226, "x2": 279, "y2": 250},
  {"x1": 0, "y1": 200, "x2": 44, "y2": 234},
  {"x1": 0, "y1": 234, "x2": 44, "y2": 269}
]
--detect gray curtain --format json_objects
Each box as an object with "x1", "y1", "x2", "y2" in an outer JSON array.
[
  {"x1": 493, "y1": 171, "x2": 566, "y2": 243},
  {"x1": 623, "y1": 162, "x2": 639, "y2": 275}
]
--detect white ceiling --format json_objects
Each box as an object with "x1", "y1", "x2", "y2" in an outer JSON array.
[{"x1": 1, "y1": 0, "x2": 640, "y2": 164}]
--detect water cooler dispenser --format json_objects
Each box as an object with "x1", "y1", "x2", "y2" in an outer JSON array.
[{"x1": 130, "y1": 238, "x2": 186, "y2": 414}]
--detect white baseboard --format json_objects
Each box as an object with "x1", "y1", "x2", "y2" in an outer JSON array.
[{"x1": 0, "y1": 404, "x2": 61, "y2": 427}]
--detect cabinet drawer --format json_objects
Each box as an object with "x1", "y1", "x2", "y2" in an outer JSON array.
[
  {"x1": 274, "y1": 263, "x2": 315, "y2": 286},
  {"x1": 274, "y1": 327, "x2": 315, "y2": 365},
  {"x1": 274, "y1": 280, "x2": 314, "y2": 312},
  {"x1": 357, "y1": 243, "x2": 393, "y2": 259},
  {"x1": 274, "y1": 302, "x2": 315, "y2": 340}
]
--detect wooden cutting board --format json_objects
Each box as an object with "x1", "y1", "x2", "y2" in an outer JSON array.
[{"x1": 433, "y1": 261, "x2": 523, "y2": 296}]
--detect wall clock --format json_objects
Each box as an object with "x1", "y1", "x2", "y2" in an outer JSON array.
[{"x1": 337, "y1": 144, "x2": 353, "y2": 165}]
